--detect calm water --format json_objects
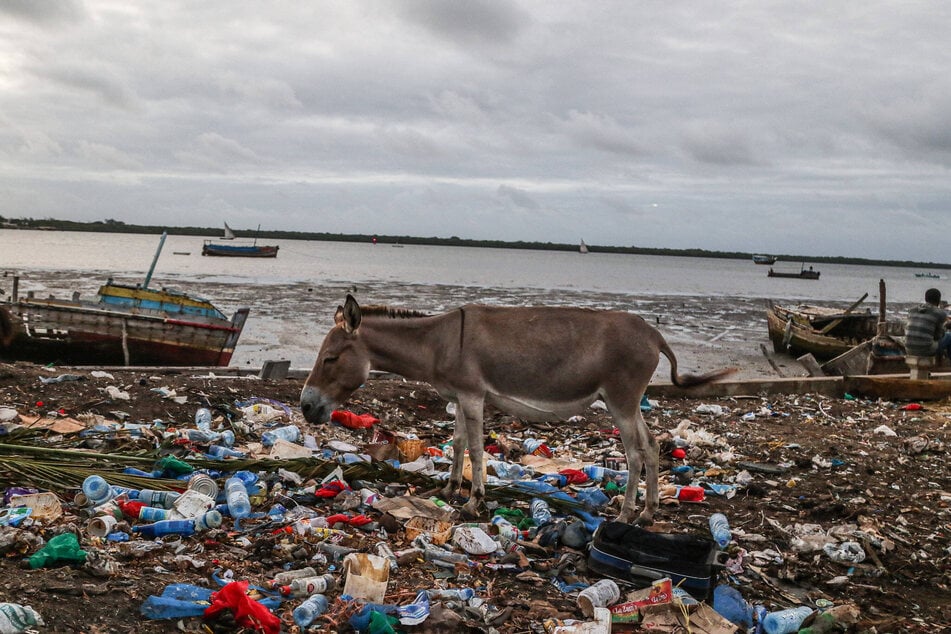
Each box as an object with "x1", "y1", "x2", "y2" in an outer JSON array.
[{"x1": 0, "y1": 230, "x2": 937, "y2": 367}]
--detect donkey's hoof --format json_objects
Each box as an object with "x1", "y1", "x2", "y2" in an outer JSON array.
[
  {"x1": 460, "y1": 501, "x2": 484, "y2": 520},
  {"x1": 634, "y1": 511, "x2": 655, "y2": 527},
  {"x1": 440, "y1": 484, "x2": 457, "y2": 500}
]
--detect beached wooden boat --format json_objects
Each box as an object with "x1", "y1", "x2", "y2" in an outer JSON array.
[
  {"x1": 752, "y1": 254, "x2": 776, "y2": 265},
  {"x1": 0, "y1": 234, "x2": 249, "y2": 366},
  {"x1": 767, "y1": 264, "x2": 819, "y2": 279},
  {"x1": 766, "y1": 300, "x2": 902, "y2": 361}
]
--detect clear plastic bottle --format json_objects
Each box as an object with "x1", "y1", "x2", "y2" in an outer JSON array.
[
  {"x1": 82, "y1": 475, "x2": 114, "y2": 506},
  {"x1": 137, "y1": 489, "x2": 181, "y2": 509},
  {"x1": 195, "y1": 510, "x2": 223, "y2": 531},
  {"x1": 426, "y1": 588, "x2": 475, "y2": 601},
  {"x1": 261, "y1": 424, "x2": 301, "y2": 447},
  {"x1": 224, "y1": 477, "x2": 251, "y2": 519},
  {"x1": 280, "y1": 574, "x2": 336, "y2": 597},
  {"x1": 266, "y1": 567, "x2": 317, "y2": 590},
  {"x1": 761, "y1": 606, "x2": 814, "y2": 634},
  {"x1": 709, "y1": 513, "x2": 732, "y2": 548},
  {"x1": 206, "y1": 444, "x2": 246, "y2": 459},
  {"x1": 137, "y1": 506, "x2": 170, "y2": 522},
  {"x1": 194, "y1": 407, "x2": 213, "y2": 430},
  {"x1": 530, "y1": 498, "x2": 553, "y2": 526},
  {"x1": 292, "y1": 594, "x2": 329, "y2": 628},
  {"x1": 375, "y1": 541, "x2": 399, "y2": 571}
]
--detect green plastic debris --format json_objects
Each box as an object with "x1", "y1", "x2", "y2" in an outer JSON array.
[
  {"x1": 155, "y1": 455, "x2": 193, "y2": 476},
  {"x1": 28, "y1": 532, "x2": 87, "y2": 569}
]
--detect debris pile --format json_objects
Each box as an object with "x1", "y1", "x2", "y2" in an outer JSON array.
[{"x1": 0, "y1": 361, "x2": 948, "y2": 632}]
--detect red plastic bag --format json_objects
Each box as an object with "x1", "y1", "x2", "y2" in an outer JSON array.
[
  {"x1": 331, "y1": 409, "x2": 380, "y2": 429},
  {"x1": 902, "y1": 403, "x2": 923, "y2": 411},
  {"x1": 559, "y1": 469, "x2": 589, "y2": 485},
  {"x1": 204, "y1": 580, "x2": 280, "y2": 634}
]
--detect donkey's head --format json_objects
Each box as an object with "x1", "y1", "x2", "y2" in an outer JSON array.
[{"x1": 300, "y1": 294, "x2": 370, "y2": 424}]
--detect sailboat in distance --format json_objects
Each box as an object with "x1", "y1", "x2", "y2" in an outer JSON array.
[
  {"x1": 579, "y1": 239, "x2": 589, "y2": 254},
  {"x1": 222, "y1": 222, "x2": 236, "y2": 240}
]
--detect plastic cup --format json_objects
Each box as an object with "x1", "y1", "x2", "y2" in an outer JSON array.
[
  {"x1": 86, "y1": 515, "x2": 118, "y2": 538},
  {"x1": 577, "y1": 579, "x2": 620, "y2": 617}
]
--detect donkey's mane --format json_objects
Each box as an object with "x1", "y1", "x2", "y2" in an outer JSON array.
[{"x1": 360, "y1": 304, "x2": 432, "y2": 319}]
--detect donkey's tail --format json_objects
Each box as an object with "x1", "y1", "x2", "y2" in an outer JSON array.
[
  {"x1": 660, "y1": 341, "x2": 737, "y2": 388},
  {"x1": 0, "y1": 306, "x2": 13, "y2": 347}
]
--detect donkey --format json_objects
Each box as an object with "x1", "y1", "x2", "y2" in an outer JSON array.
[{"x1": 300, "y1": 295, "x2": 735, "y2": 524}]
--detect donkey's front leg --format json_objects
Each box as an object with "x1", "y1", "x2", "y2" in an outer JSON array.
[
  {"x1": 441, "y1": 402, "x2": 469, "y2": 499},
  {"x1": 458, "y1": 397, "x2": 486, "y2": 519}
]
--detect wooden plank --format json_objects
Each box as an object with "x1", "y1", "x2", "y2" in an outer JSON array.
[{"x1": 818, "y1": 292, "x2": 869, "y2": 335}]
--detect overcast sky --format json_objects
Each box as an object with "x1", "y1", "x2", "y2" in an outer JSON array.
[{"x1": 2, "y1": 2, "x2": 950, "y2": 260}]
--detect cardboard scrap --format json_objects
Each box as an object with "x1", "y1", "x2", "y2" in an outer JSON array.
[
  {"x1": 21, "y1": 415, "x2": 86, "y2": 434},
  {"x1": 372, "y1": 495, "x2": 455, "y2": 522},
  {"x1": 611, "y1": 578, "x2": 673, "y2": 624},
  {"x1": 639, "y1": 603, "x2": 739, "y2": 634},
  {"x1": 268, "y1": 438, "x2": 313, "y2": 460}
]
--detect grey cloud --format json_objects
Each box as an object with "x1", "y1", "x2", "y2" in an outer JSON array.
[
  {"x1": 497, "y1": 184, "x2": 540, "y2": 210},
  {"x1": 397, "y1": 0, "x2": 528, "y2": 47},
  {"x1": 0, "y1": 0, "x2": 85, "y2": 25},
  {"x1": 38, "y1": 62, "x2": 139, "y2": 110}
]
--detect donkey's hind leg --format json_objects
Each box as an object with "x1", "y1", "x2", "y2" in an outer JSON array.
[
  {"x1": 609, "y1": 393, "x2": 658, "y2": 525},
  {"x1": 458, "y1": 396, "x2": 486, "y2": 519},
  {"x1": 441, "y1": 401, "x2": 469, "y2": 499}
]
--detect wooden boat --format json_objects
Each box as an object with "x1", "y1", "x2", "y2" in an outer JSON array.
[
  {"x1": 767, "y1": 264, "x2": 820, "y2": 279},
  {"x1": 766, "y1": 297, "x2": 902, "y2": 361},
  {"x1": 202, "y1": 223, "x2": 278, "y2": 257},
  {"x1": 0, "y1": 234, "x2": 249, "y2": 366},
  {"x1": 752, "y1": 254, "x2": 776, "y2": 265}
]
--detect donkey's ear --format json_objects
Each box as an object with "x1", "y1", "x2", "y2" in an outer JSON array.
[
  {"x1": 341, "y1": 294, "x2": 362, "y2": 333},
  {"x1": 333, "y1": 305, "x2": 345, "y2": 325}
]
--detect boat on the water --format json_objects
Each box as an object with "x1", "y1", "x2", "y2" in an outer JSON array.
[
  {"x1": 580, "y1": 239, "x2": 589, "y2": 254},
  {"x1": 768, "y1": 264, "x2": 820, "y2": 279},
  {"x1": 202, "y1": 223, "x2": 278, "y2": 258},
  {"x1": 0, "y1": 233, "x2": 249, "y2": 366},
  {"x1": 915, "y1": 272, "x2": 940, "y2": 279},
  {"x1": 766, "y1": 297, "x2": 902, "y2": 361},
  {"x1": 752, "y1": 254, "x2": 777, "y2": 265}
]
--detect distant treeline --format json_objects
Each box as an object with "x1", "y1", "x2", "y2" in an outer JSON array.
[{"x1": 2, "y1": 215, "x2": 949, "y2": 269}]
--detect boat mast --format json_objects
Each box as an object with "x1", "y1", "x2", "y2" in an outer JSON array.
[{"x1": 143, "y1": 231, "x2": 167, "y2": 289}]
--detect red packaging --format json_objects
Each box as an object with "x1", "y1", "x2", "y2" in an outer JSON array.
[{"x1": 676, "y1": 486, "x2": 705, "y2": 502}]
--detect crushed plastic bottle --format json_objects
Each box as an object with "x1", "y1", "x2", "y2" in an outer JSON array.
[
  {"x1": 279, "y1": 574, "x2": 336, "y2": 597},
  {"x1": 760, "y1": 606, "x2": 813, "y2": 634},
  {"x1": 194, "y1": 407, "x2": 213, "y2": 430},
  {"x1": 224, "y1": 477, "x2": 251, "y2": 519},
  {"x1": 261, "y1": 424, "x2": 301, "y2": 446},
  {"x1": 375, "y1": 541, "x2": 399, "y2": 571},
  {"x1": 293, "y1": 594, "x2": 329, "y2": 628},
  {"x1": 530, "y1": 498, "x2": 553, "y2": 526},
  {"x1": 265, "y1": 567, "x2": 317, "y2": 590},
  {"x1": 709, "y1": 513, "x2": 732, "y2": 548},
  {"x1": 137, "y1": 489, "x2": 181, "y2": 509}
]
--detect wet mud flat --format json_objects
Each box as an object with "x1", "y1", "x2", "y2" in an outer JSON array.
[{"x1": 0, "y1": 361, "x2": 948, "y2": 632}]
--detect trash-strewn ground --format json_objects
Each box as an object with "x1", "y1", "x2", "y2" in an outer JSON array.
[{"x1": 0, "y1": 361, "x2": 949, "y2": 633}]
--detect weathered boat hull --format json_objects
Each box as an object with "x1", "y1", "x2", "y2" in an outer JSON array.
[
  {"x1": 202, "y1": 242, "x2": 279, "y2": 257},
  {"x1": 1, "y1": 299, "x2": 248, "y2": 366},
  {"x1": 766, "y1": 302, "x2": 898, "y2": 361}
]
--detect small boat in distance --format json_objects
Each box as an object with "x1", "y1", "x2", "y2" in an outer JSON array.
[
  {"x1": 579, "y1": 239, "x2": 589, "y2": 254},
  {"x1": 768, "y1": 263, "x2": 820, "y2": 280},
  {"x1": 0, "y1": 233, "x2": 249, "y2": 366},
  {"x1": 752, "y1": 254, "x2": 777, "y2": 265},
  {"x1": 202, "y1": 223, "x2": 279, "y2": 258},
  {"x1": 915, "y1": 272, "x2": 940, "y2": 279}
]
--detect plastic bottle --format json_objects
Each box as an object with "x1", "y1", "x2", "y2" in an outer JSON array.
[
  {"x1": 206, "y1": 444, "x2": 246, "y2": 459},
  {"x1": 138, "y1": 506, "x2": 170, "y2": 522},
  {"x1": 261, "y1": 424, "x2": 301, "y2": 447},
  {"x1": 530, "y1": 498, "x2": 553, "y2": 526},
  {"x1": 426, "y1": 588, "x2": 475, "y2": 601},
  {"x1": 194, "y1": 408, "x2": 213, "y2": 430},
  {"x1": 224, "y1": 477, "x2": 251, "y2": 519},
  {"x1": 375, "y1": 541, "x2": 399, "y2": 571},
  {"x1": 137, "y1": 489, "x2": 181, "y2": 509},
  {"x1": 523, "y1": 438, "x2": 553, "y2": 458},
  {"x1": 133, "y1": 519, "x2": 198, "y2": 538},
  {"x1": 280, "y1": 574, "x2": 336, "y2": 597},
  {"x1": 82, "y1": 475, "x2": 114, "y2": 506},
  {"x1": 194, "y1": 510, "x2": 223, "y2": 531},
  {"x1": 760, "y1": 606, "x2": 814, "y2": 634},
  {"x1": 486, "y1": 460, "x2": 525, "y2": 480},
  {"x1": 265, "y1": 567, "x2": 317, "y2": 590},
  {"x1": 293, "y1": 594, "x2": 329, "y2": 628},
  {"x1": 219, "y1": 429, "x2": 236, "y2": 447},
  {"x1": 713, "y1": 585, "x2": 754, "y2": 628},
  {"x1": 709, "y1": 513, "x2": 732, "y2": 548}
]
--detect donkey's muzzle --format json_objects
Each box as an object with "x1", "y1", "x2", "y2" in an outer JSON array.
[{"x1": 300, "y1": 385, "x2": 334, "y2": 424}]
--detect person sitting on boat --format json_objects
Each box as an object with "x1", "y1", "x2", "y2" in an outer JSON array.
[{"x1": 905, "y1": 288, "x2": 951, "y2": 362}]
